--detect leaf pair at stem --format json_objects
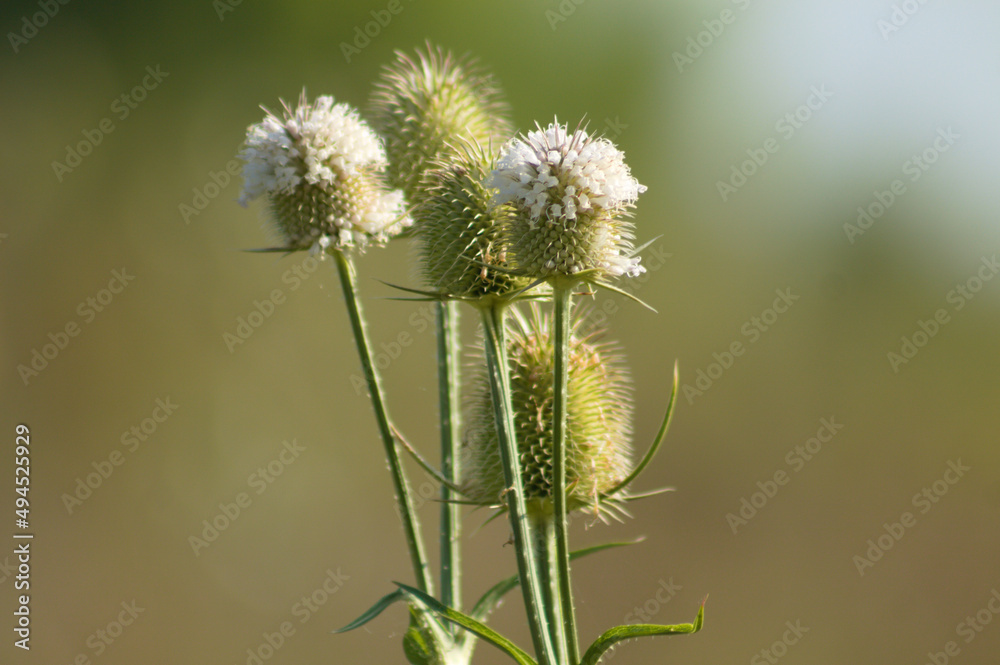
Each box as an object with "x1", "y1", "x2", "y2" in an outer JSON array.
[{"x1": 337, "y1": 537, "x2": 705, "y2": 665}]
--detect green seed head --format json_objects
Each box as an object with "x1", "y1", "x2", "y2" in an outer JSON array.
[
  {"x1": 416, "y1": 142, "x2": 527, "y2": 299},
  {"x1": 369, "y1": 42, "x2": 514, "y2": 206},
  {"x1": 266, "y1": 172, "x2": 403, "y2": 251},
  {"x1": 462, "y1": 305, "x2": 633, "y2": 514}
]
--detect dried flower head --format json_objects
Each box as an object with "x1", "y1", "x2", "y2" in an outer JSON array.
[
  {"x1": 369, "y1": 42, "x2": 513, "y2": 206},
  {"x1": 462, "y1": 305, "x2": 633, "y2": 516},
  {"x1": 238, "y1": 91, "x2": 410, "y2": 253},
  {"x1": 416, "y1": 141, "x2": 528, "y2": 299},
  {"x1": 486, "y1": 121, "x2": 647, "y2": 281}
]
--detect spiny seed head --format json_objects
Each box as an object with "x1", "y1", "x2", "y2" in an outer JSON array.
[
  {"x1": 416, "y1": 141, "x2": 528, "y2": 299},
  {"x1": 461, "y1": 305, "x2": 633, "y2": 514},
  {"x1": 237, "y1": 91, "x2": 410, "y2": 253},
  {"x1": 486, "y1": 120, "x2": 646, "y2": 280},
  {"x1": 369, "y1": 42, "x2": 514, "y2": 206}
]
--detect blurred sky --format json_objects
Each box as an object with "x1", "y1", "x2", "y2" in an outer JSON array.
[{"x1": 2, "y1": 1, "x2": 999, "y2": 664}]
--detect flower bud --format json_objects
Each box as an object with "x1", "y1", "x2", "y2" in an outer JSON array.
[
  {"x1": 369, "y1": 42, "x2": 513, "y2": 206},
  {"x1": 462, "y1": 306, "x2": 633, "y2": 514},
  {"x1": 487, "y1": 121, "x2": 646, "y2": 280},
  {"x1": 238, "y1": 92, "x2": 410, "y2": 252},
  {"x1": 416, "y1": 142, "x2": 527, "y2": 298}
]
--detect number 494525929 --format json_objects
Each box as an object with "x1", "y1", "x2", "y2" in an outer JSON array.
[{"x1": 15, "y1": 424, "x2": 30, "y2": 527}]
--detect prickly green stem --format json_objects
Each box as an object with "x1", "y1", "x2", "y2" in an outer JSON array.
[
  {"x1": 480, "y1": 303, "x2": 559, "y2": 665},
  {"x1": 333, "y1": 250, "x2": 433, "y2": 595},
  {"x1": 438, "y1": 300, "x2": 463, "y2": 616},
  {"x1": 552, "y1": 281, "x2": 579, "y2": 665},
  {"x1": 532, "y1": 512, "x2": 566, "y2": 665}
]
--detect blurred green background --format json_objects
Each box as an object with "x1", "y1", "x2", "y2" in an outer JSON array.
[{"x1": 2, "y1": 1, "x2": 999, "y2": 663}]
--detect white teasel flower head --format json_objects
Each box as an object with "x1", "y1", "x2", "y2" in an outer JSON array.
[
  {"x1": 237, "y1": 91, "x2": 411, "y2": 253},
  {"x1": 486, "y1": 121, "x2": 647, "y2": 280}
]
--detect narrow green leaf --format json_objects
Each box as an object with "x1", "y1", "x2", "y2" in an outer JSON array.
[
  {"x1": 391, "y1": 425, "x2": 465, "y2": 494},
  {"x1": 470, "y1": 539, "x2": 645, "y2": 623},
  {"x1": 625, "y1": 235, "x2": 665, "y2": 262},
  {"x1": 620, "y1": 487, "x2": 675, "y2": 502},
  {"x1": 503, "y1": 275, "x2": 549, "y2": 301},
  {"x1": 579, "y1": 600, "x2": 706, "y2": 665},
  {"x1": 602, "y1": 361, "x2": 678, "y2": 498},
  {"x1": 395, "y1": 582, "x2": 538, "y2": 665},
  {"x1": 375, "y1": 280, "x2": 449, "y2": 299},
  {"x1": 383, "y1": 296, "x2": 449, "y2": 302},
  {"x1": 466, "y1": 258, "x2": 524, "y2": 276},
  {"x1": 569, "y1": 538, "x2": 646, "y2": 560},
  {"x1": 590, "y1": 279, "x2": 658, "y2": 313},
  {"x1": 241, "y1": 246, "x2": 296, "y2": 254},
  {"x1": 333, "y1": 589, "x2": 406, "y2": 633}
]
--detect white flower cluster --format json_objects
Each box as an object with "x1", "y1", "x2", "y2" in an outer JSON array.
[
  {"x1": 238, "y1": 96, "x2": 385, "y2": 206},
  {"x1": 486, "y1": 122, "x2": 647, "y2": 279},
  {"x1": 237, "y1": 93, "x2": 410, "y2": 251},
  {"x1": 486, "y1": 123, "x2": 646, "y2": 225}
]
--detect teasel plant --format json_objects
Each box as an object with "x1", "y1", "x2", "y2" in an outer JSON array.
[{"x1": 234, "y1": 42, "x2": 704, "y2": 665}]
